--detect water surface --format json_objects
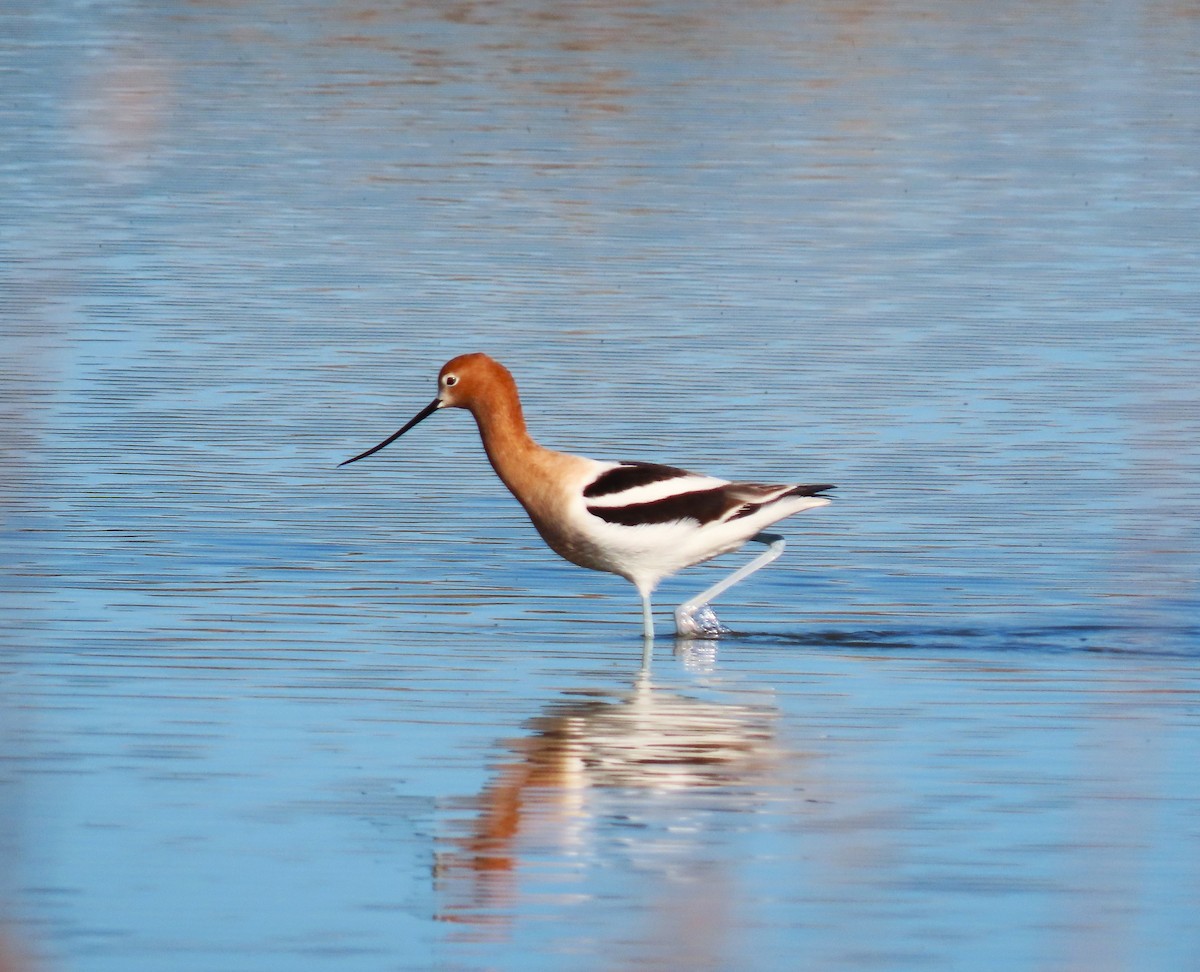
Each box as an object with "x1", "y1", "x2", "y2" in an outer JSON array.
[{"x1": 2, "y1": 1, "x2": 1198, "y2": 970}]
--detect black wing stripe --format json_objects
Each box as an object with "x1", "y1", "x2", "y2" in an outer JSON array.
[
  {"x1": 587, "y1": 487, "x2": 735, "y2": 526},
  {"x1": 582, "y1": 461, "x2": 694, "y2": 499},
  {"x1": 590, "y1": 482, "x2": 836, "y2": 527}
]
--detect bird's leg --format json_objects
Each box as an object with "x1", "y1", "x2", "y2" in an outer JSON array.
[
  {"x1": 640, "y1": 634, "x2": 653, "y2": 673},
  {"x1": 674, "y1": 532, "x2": 786, "y2": 638},
  {"x1": 640, "y1": 589, "x2": 655, "y2": 642}
]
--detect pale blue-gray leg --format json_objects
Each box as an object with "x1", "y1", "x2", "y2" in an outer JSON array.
[
  {"x1": 674, "y1": 532, "x2": 786, "y2": 638},
  {"x1": 640, "y1": 589, "x2": 655, "y2": 641},
  {"x1": 640, "y1": 632, "x2": 653, "y2": 672}
]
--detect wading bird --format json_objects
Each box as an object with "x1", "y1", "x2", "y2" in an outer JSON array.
[{"x1": 341, "y1": 353, "x2": 832, "y2": 639}]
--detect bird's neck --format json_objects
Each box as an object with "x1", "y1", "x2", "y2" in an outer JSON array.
[
  {"x1": 467, "y1": 391, "x2": 579, "y2": 514},
  {"x1": 469, "y1": 390, "x2": 541, "y2": 488}
]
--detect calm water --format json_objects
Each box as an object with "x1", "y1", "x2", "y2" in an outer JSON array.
[{"x1": 2, "y1": 1, "x2": 1199, "y2": 970}]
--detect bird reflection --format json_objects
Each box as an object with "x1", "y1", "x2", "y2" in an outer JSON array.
[{"x1": 435, "y1": 646, "x2": 778, "y2": 933}]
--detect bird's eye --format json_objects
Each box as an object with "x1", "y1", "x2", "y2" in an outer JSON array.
[{"x1": 444, "y1": 375, "x2": 458, "y2": 387}]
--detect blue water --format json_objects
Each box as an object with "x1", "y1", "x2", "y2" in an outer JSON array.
[{"x1": 2, "y1": 1, "x2": 1198, "y2": 970}]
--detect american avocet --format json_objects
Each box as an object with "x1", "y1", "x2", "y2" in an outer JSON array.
[{"x1": 341, "y1": 354, "x2": 833, "y2": 640}]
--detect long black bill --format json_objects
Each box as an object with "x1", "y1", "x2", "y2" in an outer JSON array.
[{"x1": 339, "y1": 397, "x2": 441, "y2": 467}]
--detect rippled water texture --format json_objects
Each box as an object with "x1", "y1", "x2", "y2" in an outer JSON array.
[{"x1": 2, "y1": 1, "x2": 1198, "y2": 970}]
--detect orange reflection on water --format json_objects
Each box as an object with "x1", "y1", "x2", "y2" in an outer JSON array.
[{"x1": 435, "y1": 664, "x2": 779, "y2": 938}]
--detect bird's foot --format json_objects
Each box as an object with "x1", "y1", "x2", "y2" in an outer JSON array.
[{"x1": 674, "y1": 602, "x2": 730, "y2": 639}]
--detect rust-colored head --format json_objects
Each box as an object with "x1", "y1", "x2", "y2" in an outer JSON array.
[
  {"x1": 339, "y1": 353, "x2": 518, "y2": 467},
  {"x1": 436, "y1": 353, "x2": 517, "y2": 413}
]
